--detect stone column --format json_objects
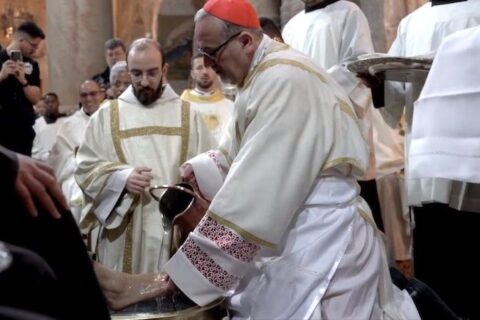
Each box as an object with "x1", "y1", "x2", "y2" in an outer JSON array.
[
  {"x1": 46, "y1": 0, "x2": 113, "y2": 111},
  {"x1": 250, "y1": 0, "x2": 281, "y2": 26},
  {"x1": 280, "y1": 0, "x2": 303, "y2": 27},
  {"x1": 357, "y1": 0, "x2": 386, "y2": 52}
]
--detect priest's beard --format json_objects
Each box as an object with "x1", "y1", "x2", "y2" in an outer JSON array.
[
  {"x1": 133, "y1": 80, "x2": 164, "y2": 106},
  {"x1": 196, "y1": 79, "x2": 214, "y2": 91}
]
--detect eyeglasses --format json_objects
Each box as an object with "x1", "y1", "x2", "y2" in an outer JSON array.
[
  {"x1": 129, "y1": 68, "x2": 162, "y2": 83},
  {"x1": 197, "y1": 32, "x2": 242, "y2": 61},
  {"x1": 80, "y1": 91, "x2": 99, "y2": 98},
  {"x1": 22, "y1": 38, "x2": 40, "y2": 49}
]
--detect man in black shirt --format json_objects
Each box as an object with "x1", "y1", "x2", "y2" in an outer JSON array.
[
  {"x1": 92, "y1": 38, "x2": 126, "y2": 96},
  {"x1": 0, "y1": 22, "x2": 44, "y2": 156}
]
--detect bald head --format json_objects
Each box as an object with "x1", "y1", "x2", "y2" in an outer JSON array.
[
  {"x1": 127, "y1": 38, "x2": 165, "y2": 67},
  {"x1": 79, "y1": 80, "x2": 102, "y2": 115}
]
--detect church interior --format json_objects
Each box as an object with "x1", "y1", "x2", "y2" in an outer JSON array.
[{"x1": 3, "y1": 0, "x2": 480, "y2": 319}]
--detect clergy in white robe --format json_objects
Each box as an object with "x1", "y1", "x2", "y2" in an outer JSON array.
[
  {"x1": 380, "y1": 0, "x2": 480, "y2": 207},
  {"x1": 407, "y1": 26, "x2": 480, "y2": 318},
  {"x1": 282, "y1": 0, "x2": 384, "y2": 230},
  {"x1": 49, "y1": 80, "x2": 103, "y2": 223},
  {"x1": 32, "y1": 117, "x2": 66, "y2": 162},
  {"x1": 181, "y1": 54, "x2": 234, "y2": 143},
  {"x1": 282, "y1": 0, "x2": 376, "y2": 179},
  {"x1": 372, "y1": 2, "x2": 480, "y2": 317},
  {"x1": 164, "y1": 2, "x2": 420, "y2": 319},
  {"x1": 75, "y1": 79, "x2": 214, "y2": 273}
]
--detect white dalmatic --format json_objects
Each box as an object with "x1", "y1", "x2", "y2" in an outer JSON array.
[
  {"x1": 32, "y1": 117, "x2": 66, "y2": 162},
  {"x1": 282, "y1": 0, "x2": 377, "y2": 180},
  {"x1": 165, "y1": 37, "x2": 419, "y2": 320},
  {"x1": 49, "y1": 109, "x2": 91, "y2": 222},
  {"x1": 75, "y1": 85, "x2": 214, "y2": 273},
  {"x1": 180, "y1": 89, "x2": 234, "y2": 144}
]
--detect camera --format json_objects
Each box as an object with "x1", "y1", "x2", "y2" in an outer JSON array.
[{"x1": 10, "y1": 50, "x2": 22, "y2": 62}]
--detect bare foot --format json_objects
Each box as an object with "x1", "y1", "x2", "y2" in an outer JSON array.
[{"x1": 93, "y1": 262, "x2": 170, "y2": 310}]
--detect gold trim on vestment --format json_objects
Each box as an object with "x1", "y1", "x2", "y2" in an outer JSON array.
[
  {"x1": 335, "y1": 97, "x2": 357, "y2": 120},
  {"x1": 123, "y1": 210, "x2": 134, "y2": 273},
  {"x1": 180, "y1": 89, "x2": 225, "y2": 103},
  {"x1": 358, "y1": 207, "x2": 379, "y2": 233},
  {"x1": 110, "y1": 99, "x2": 127, "y2": 163},
  {"x1": 207, "y1": 210, "x2": 276, "y2": 249},
  {"x1": 118, "y1": 126, "x2": 185, "y2": 138},
  {"x1": 235, "y1": 121, "x2": 242, "y2": 147},
  {"x1": 218, "y1": 147, "x2": 233, "y2": 166},
  {"x1": 79, "y1": 162, "x2": 125, "y2": 190},
  {"x1": 265, "y1": 43, "x2": 290, "y2": 55},
  {"x1": 180, "y1": 101, "x2": 190, "y2": 164},
  {"x1": 109, "y1": 99, "x2": 190, "y2": 273},
  {"x1": 322, "y1": 157, "x2": 364, "y2": 173},
  {"x1": 242, "y1": 58, "x2": 328, "y2": 90}
]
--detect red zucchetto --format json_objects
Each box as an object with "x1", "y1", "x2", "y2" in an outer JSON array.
[{"x1": 203, "y1": 0, "x2": 260, "y2": 29}]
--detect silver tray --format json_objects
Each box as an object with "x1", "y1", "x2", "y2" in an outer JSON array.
[{"x1": 111, "y1": 299, "x2": 225, "y2": 320}]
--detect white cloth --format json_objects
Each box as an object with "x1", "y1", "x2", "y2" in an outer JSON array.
[
  {"x1": 282, "y1": 0, "x2": 377, "y2": 180},
  {"x1": 381, "y1": 0, "x2": 480, "y2": 207},
  {"x1": 49, "y1": 109, "x2": 91, "y2": 223},
  {"x1": 75, "y1": 85, "x2": 214, "y2": 273},
  {"x1": 32, "y1": 117, "x2": 66, "y2": 162},
  {"x1": 410, "y1": 26, "x2": 480, "y2": 184},
  {"x1": 165, "y1": 37, "x2": 418, "y2": 319},
  {"x1": 180, "y1": 89, "x2": 234, "y2": 144},
  {"x1": 33, "y1": 116, "x2": 47, "y2": 133}
]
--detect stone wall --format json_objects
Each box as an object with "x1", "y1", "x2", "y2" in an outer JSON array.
[{"x1": 46, "y1": 0, "x2": 113, "y2": 111}]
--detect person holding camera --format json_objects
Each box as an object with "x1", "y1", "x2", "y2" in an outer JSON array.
[{"x1": 0, "y1": 21, "x2": 45, "y2": 156}]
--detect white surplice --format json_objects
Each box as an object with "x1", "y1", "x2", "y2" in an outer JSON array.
[
  {"x1": 381, "y1": 0, "x2": 480, "y2": 208},
  {"x1": 180, "y1": 89, "x2": 234, "y2": 143},
  {"x1": 282, "y1": 0, "x2": 377, "y2": 180},
  {"x1": 409, "y1": 26, "x2": 480, "y2": 209},
  {"x1": 165, "y1": 37, "x2": 419, "y2": 320},
  {"x1": 32, "y1": 117, "x2": 66, "y2": 162},
  {"x1": 75, "y1": 85, "x2": 214, "y2": 273},
  {"x1": 49, "y1": 108, "x2": 91, "y2": 223}
]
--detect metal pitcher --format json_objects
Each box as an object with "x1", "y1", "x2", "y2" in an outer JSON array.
[{"x1": 149, "y1": 183, "x2": 209, "y2": 264}]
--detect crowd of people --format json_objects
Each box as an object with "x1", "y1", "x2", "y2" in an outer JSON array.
[{"x1": 1, "y1": 0, "x2": 480, "y2": 319}]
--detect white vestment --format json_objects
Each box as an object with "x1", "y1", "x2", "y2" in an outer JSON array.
[
  {"x1": 32, "y1": 117, "x2": 66, "y2": 162},
  {"x1": 49, "y1": 109, "x2": 91, "y2": 222},
  {"x1": 180, "y1": 89, "x2": 234, "y2": 143},
  {"x1": 381, "y1": 0, "x2": 480, "y2": 208},
  {"x1": 409, "y1": 26, "x2": 480, "y2": 211},
  {"x1": 75, "y1": 85, "x2": 214, "y2": 273},
  {"x1": 282, "y1": 0, "x2": 377, "y2": 180},
  {"x1": 33, "y1": 116, "x2": 47, "y2": 133},
  {"x1": 165, "y1": 37, "x2": 419, "y2": 320}
]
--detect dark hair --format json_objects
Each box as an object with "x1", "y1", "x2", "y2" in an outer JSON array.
[
  {"x1": 190, "y1": 52, "x2": 204, "y2": 66},
  {"x1": 259, "y1": 17, "x2": 282, "y2": 41},
  {"x1": 104, "y1": 38, "x2": 126, "y2": 52},
  {"x1": 16, "y1": 21, "x2": 45, "y2": 39},
  {"x1": 44, "y1": 92, "x2": 59, "y2": 100},
  {"x1": 127, "y1": 38, "x2": 166, "y2": 67}
]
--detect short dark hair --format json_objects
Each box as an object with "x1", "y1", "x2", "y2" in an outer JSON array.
[
  {"x1": 259, "y1": 17, "x2": 282, "y2": 41},
  {"x1": 190, "y1": 52, "x2": 204, "y2": 66},
  {"x1": 127, "y1": 38, "x2": 165, "y2": 67},
  {"x1": 105, "y1": 38, "x2": 126, "y2": 52},
  {"x1": 44, "y1": 92, "x2": 59, "y2": 100},
  {"x1": 16, "y1": 21, "x2": 45, "y2": 39}
]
